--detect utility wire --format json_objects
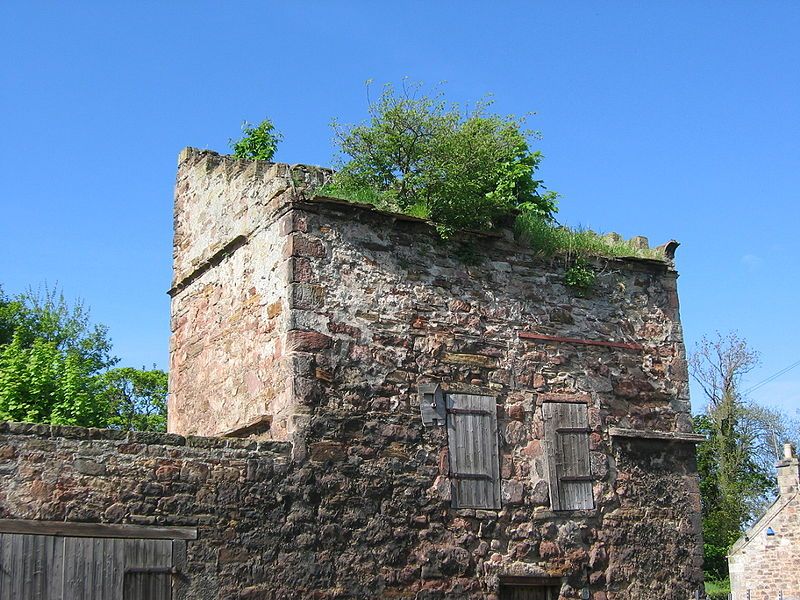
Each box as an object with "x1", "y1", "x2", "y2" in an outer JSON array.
[{"x1": 744, "y1": 358, "x2": 800, "y2": 395}]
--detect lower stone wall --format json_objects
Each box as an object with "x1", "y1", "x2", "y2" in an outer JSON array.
[{"x1": 0, "y1": 421, "x2": 702, "y2": 599}]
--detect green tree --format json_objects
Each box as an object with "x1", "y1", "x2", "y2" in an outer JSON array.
[
  {"x1": 690, "y1": 332, "x2": 792, "y2": 580},
  {"x1": 329, "y1": 82, "x2": 558, "y2": 234},
  {"x1": 0, "y1": 286, "x2": 167, "y2": 431},
  {"x1": 230, "y1": 118, "x2": 282, "y2": 161},
  {"x1": 100, "y1": 367, "x2": 167, "y2": 432},
  {"x1": 0, "y1": 287, "x2": 22, "y2": 346}
]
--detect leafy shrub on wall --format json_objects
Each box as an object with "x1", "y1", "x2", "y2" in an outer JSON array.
[{"x1": 327, "y1": 82, "x2": 558, "y2": 235}]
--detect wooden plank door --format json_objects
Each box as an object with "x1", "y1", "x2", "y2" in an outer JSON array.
[
  {"x1": 0, "y1": 533, "x2": 173, "y2": 599},
  {"x1": 0, "y1": 533, "x2": 64, "y2": 600},
  {"x1": 122, "y1": 538, "x2": 173, "y2": 600}
]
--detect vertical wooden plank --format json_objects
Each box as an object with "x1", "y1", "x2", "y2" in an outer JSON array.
[
  {"x1": 28, "y1": 533, "x2": 48, "y2": 600},
  {"x1": 0, "y1": 534, "x2": 4, "y2": 600},
  {"x1": 91, "y1": 536, "x2": 107, "y2": 600},
  {"x1": 481, "y1": 395, "x2": 501, "y2": 508},
  {"x1": 9, "y1": 533, "x2": 24, "y2": 600},
  {"x1": 63, "y1": 536, "x2": 85, "y2": 600},
  {"x1": 103, "y1": 537, "x2": 125, "y2": 600},
  {"x1": 49, "y1": 535, "x2": 65, "y2": 600},
  {"x1": 84, "y1": 536, "x2": 97, "y2": 599},
  {"x1": 446, "y1": 393, "x2": 461, "y2": 508},
  {"x1": 461, "y1": 395, "x2": 474, "y2": 507},
  {"x1": 0, "y1": 534, "x2": 6, "y2": 599},
  {"x1": 0, "y1": 533, "x2": 10, "y2": 600},
  {"x1": 542, "y1": 403, "x2": 562, "y2": 510}
]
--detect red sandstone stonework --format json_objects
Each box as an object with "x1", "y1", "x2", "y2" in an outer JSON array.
[{"x1": 0, "y1": 149, "x2": 706, "y2": 599}]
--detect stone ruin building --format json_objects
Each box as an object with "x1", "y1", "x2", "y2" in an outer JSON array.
[
  {"x1": 728, "y1": 443, "x2": 800, "y2": 600},
  {"x1": 0, "y1": 148, "x2": 705, "y2": 599}
]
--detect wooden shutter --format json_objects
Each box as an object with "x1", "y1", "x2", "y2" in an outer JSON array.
[
  {"x1": 447, "y1": 394, "x2": 501, "y2": 509},
  {"x1": 542, "y1": 402, "x2": 593, "y2": 510}
]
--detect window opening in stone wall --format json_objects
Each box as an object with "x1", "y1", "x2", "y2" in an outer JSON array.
[
  {"x1": 499, "y1": 576, "x2": 561, "y2": 600},
  {"x1": 446, "y1": 393, "x2": 501, "y2": 509},
  {"x1": 542, "y1": 402, "x2": 594, "y2": 510}
]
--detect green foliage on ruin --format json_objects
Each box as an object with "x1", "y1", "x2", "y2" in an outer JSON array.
[
  {"x1": 230, "y1": 118, "x2": 282, "y2": 161},
  {"x1": 317, "y1": 81, "x2": 666, "y2": 261},
  {"x1": 514, "y1": 211, "x2": 665, "y2": 260},
  {"x1": 563, "y1": 259, "x2": 596, "y2": 296},
  {"x1": 0, "y1": 286, "x2": 167, "y2": 431},
  {"x1": 323, "y1": 82, "x2": 557, "y2": 236}
]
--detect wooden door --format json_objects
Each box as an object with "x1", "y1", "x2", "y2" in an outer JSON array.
[
  {"x1": 0, "y1": 533, "x2": 173, "y2": 599},
  {"x1": 0, "y1": 533, "x2": 64, "y2": 599}
]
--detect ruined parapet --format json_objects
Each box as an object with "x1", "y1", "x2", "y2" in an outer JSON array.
[
  {"x1": 168, "y1": 149, "x2": 331, "y2": 440},
  {"x1": 169, "y1": 148, "x2": 692, "y2": 441}
]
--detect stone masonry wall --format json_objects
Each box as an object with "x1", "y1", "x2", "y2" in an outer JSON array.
[
  {"x1": 1, "y1": 424, "x2": 700, "y2": 599},
  {"x1": 274, "y1": 198, "x2": 704, "y2": 598},
  {"x1": 0, "y1": 422, "x2": 294, "y2": 599},
  {"x1": 163, "y1": 150, "x2": 704, "y2": 598}
]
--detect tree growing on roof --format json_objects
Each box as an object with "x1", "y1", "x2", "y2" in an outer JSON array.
[{"x1": 326, "y1": 81, "x2": 558, "y2": 235}]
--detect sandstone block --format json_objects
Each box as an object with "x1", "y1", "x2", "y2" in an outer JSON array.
[
  {"x1": 309, "y1": 441, "x2": 346, "y2": 462},
  {"x1": 285, "y1": 233, "x2": 326, "y2": 259},
  {"x1": 286, "y1": 330, "x2": 332, "y2": 352},
  {"x1": 442, "y1": 353, "x2": 498, "y2": 368}
]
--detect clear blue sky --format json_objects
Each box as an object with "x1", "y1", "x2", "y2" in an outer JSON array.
[{"x1": 1, "y1": 2, "x2": 798, "y2": 418}]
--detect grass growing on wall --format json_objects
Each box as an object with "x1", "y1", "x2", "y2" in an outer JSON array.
[
  {"x1": 317, "y1": 183, "x2": 432, "y2": 219},
  {"x1": 514, "y1": 212, "x2": 665, "y2": 260},
  {"x1": 316, "y1": 184, "x2": 666, "y2": 262}
]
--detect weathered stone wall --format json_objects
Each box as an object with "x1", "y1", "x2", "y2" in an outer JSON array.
[
  {"x1": 272, "y1": 197, "x2": 704, "y2": 598},
  {"x1": 160, "y1": 149, "x2": 704, "y2": 598},
  {"x1": 0, "y1": 424, "x2": 700, "y2": 599},
  {"x1": 729, "y1": 448, "x2": 800, "y2": 600},
  {"x1": 169, "y1": 150, "x2": 330, "y2": 437},
  {"x1": 0, "y1": 422, "x2": 293, "y2": 599}
]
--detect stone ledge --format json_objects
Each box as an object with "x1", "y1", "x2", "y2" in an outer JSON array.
[
  {"x1": 609, "y1": 427, "x2": 706, "y2": 443},
  {"x1": 0, "y1": 421, "x2": 292, "y2": 455}
]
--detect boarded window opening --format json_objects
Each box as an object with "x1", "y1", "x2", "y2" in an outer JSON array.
[
  {"x1": 499, "y1": 576, "x2": 561, "y2": 600},
  {"x1": 542, "y1": 402, "x2": 594, "y2": 511},
  {"x1": 446, "y1": 393, "x2": 501, "y2": 509},
  {"x1": 123, "y1": 570, "x2": 173, "y2": 600}
]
